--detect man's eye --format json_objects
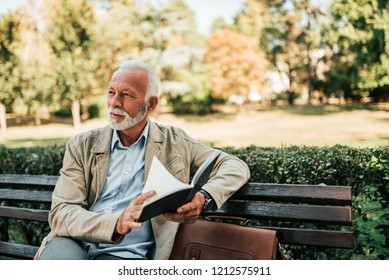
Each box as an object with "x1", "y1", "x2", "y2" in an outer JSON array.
[{"x1": 123, "y1": 93, "x2": 134, "y2": 98}]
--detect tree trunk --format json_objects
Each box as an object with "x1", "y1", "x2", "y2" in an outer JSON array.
[
  {"x1": 35, "y1": 111, "x2": 41, "y2": 126},
  {"x1": 306, "y1": 1, "x2": 313, "y2": 105},
  {"x1": 71, "y1": 99, "x2": 81, "y2": 130},
  {"x1": 0, "y1": 103, "x2": 6, "y2": 132},
  {"x1": 287, "y1": 91, "x2": 295, "y2": 105}
]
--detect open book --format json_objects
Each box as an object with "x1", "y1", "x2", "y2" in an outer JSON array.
[{"x1": 138, "y1": 151, "x2": 220, "y2": 222}]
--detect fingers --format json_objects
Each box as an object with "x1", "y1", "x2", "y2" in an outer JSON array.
[
  {"x1": 163, "y1": 193, "x2": 205, "y2": 224},
  {"x1": 115, "y1": 191, "x2": 156, "y2": 235},
  {"x1": 163, "y1": 208, "x2": 199, "y2": 224},
  {"x1": 130, "y1": 190, "x2": 156, "y2": 208}
]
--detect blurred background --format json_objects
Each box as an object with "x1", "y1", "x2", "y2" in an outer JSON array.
[
  {"x1": 0, "y1": 0, "x2": 388, "y2": 148},
  {"x1": 0, "y1": 0, "x2": 388, "y2": 259}
]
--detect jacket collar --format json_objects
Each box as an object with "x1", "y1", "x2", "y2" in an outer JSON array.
[
  {"x1": 147, "y1": 119, "x2": 165, "y2": 144},
  {"x1": 90, "y1": 119, "x2": 165, "y2": 155},
  {"x1": 145, "y1": 120, "x2": 165, "y2": 179},
  {"x1": 91, "y1": 125, "x2": 112, "y2": 154}
]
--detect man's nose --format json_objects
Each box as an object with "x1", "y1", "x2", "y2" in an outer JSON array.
[{"x1": 109, "y1": 92, "x2": 122, "y2": 108}]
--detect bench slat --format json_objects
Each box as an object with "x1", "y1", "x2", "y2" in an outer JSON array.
[
  {"x1": 260, "y1": 226, "x2": 355, "y2": 249},
  {"x1": 0, "y1": 206, "x2": 49, "y2": 222},
  {"x1": 0, "y1": 255, "x2": 18, "y2": 260},
  {"x1": 0, "y1": 189, "x2": 52, "y2": 203},
  {"x1": 234, "y1": 183, "x2": 352, "y2": 205},
  {"x1": 0, "y1": 241, "x2": 37, "y2": 259},
  {"x1": 213, "y1": 201, "x2": 352, "y2": 225},
  {"x1": 0, "y1": 174, "x2": 58, "y2": 190},
  {"x1": 0, "y1": 175, "x2": 352, "y2": 205},
  {"x1": 0, "y1": 173, "x2": 355, "y2": 259}
]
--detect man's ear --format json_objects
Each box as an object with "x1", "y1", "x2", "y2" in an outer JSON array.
[{"x1": 147, "y1": 96, "x2": 159, "y2": 112}]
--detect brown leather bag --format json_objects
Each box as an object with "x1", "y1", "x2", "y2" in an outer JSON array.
[{"x1": 169, "y1": 218, "x2": 279, "y2": 260}]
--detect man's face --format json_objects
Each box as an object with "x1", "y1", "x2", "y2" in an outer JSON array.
[{"x1": 107, "y1": 68, "x2": 149, "y2": 130}]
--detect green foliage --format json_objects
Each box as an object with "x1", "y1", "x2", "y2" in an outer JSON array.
[
  {"x1": 166, "y1": 71, "x2": 216, "y2": 115},
  {"x1": 9, "y1": 209, "x2": 51, "y2": 246},
  {"x1": 0, "y1": 11, "x2": 22, "y2": 111},
  {"x1": 247, "y1": 0, "x2": 315, "y2": 104},
  {"x1": 0, "y1": 145, "x2": 65, "y2": 246},
  {"x1": 2, "y1": 0, "x2": 389, "y2": 116},
  {"x1": 44, "y1": 0, "x2": 98, "y2": 107},
  {"x1": 323, "y1": 0, "x2": 389, "y2": 101},
  {"x1": 223, "y1": 145, "x2": 389, "y2": 259},
  {"x1": 1, "y1": 144, "x2": 387, "y2": 259},
  {"x1": 52, "y1": 107, "x2": 73, "y2": 118},
  {"x1": 0, "y1": 145, "x2": 65, "y2": 175},
  {"x1": 95, "y1": 0, "x2": 206, "y2": 104},
  {"x1": 168, "y1": 93, "x2": 214, "y2": 115},
  {"x1": 87, "y1": 103, "x2": 101, "y2": 119}
]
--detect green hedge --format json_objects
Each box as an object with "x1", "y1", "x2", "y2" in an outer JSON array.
[
  {"x1": 0, "y1": 145, "x2": 388, "y2": 259},
  {"x1": 222, "y1": 145, "x2": 388, "y2": 260},
  {"x1": 0, "y1": 145, "x2": 65, "y2": 175}
]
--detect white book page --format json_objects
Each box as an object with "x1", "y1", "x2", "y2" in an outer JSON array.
[{"x1": 142, "y1": 156, "x2": 190, "y2": 206}]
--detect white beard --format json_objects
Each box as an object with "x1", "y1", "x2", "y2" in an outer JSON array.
[{"x1": 108, "y1": 104, "x2": 147, "y2": 131}]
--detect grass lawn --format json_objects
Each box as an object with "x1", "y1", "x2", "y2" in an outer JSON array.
[{"x1": 1, "y1": 104, "x2": 388, "y2": 148}]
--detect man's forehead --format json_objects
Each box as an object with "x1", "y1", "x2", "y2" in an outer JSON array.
[
  {"x1": 108, "y1": 68, "x2": 148, "y2": 90},
  {"x1": 112, "y1": 68, "x2": 147, "y2": 79}
]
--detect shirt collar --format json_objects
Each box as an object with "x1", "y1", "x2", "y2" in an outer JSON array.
[{"x1": 111, "y1": 121, "x2": 150, "y2": 152}]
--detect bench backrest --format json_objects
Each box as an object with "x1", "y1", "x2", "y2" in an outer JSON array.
[
  {"x1": 211, "y1": 182, "x2": 354, "y2": 249},
  {"x1": 0, "y1": 174, "x2": 354, "y2": 259}
]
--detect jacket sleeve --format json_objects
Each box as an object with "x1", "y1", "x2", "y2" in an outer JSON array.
[
  {"x1": 179, "y1": 129, "x2": 251, "y2": 209},
  {"x1": 196, "y1": 148, "x2": 250, "y2": 209},
  {"x1": 48, "y1": 138, "x2": 122, "y2": 244}
]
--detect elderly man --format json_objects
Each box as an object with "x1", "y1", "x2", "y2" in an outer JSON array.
[{"x1": 35, "y1": 60, "x2": 250, "y2": 260}]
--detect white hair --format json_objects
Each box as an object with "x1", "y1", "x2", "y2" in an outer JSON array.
[{"x1": 118, "y1": 60, "x2": 160, "y2": 101}]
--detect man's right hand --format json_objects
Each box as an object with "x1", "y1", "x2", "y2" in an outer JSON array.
[{"x1": 115, "y1": 190, "x2": 156, "y2": 235}]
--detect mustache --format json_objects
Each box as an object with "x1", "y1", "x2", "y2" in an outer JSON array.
[{"x1": 108, "y1": 107, "x2": 129, "y2": 117}]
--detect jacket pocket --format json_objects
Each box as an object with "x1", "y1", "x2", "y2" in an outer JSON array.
[{"x1": 165, "y1": 155, "x2": 185, "y2": 177}]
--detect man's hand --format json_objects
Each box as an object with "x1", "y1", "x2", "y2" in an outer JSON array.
[
  {"x1": 163, "y1": 192, "x2": 205, "y2": 224},
  {"x1": 115, "y1": 190, "x2": 156, "y2": 235}
]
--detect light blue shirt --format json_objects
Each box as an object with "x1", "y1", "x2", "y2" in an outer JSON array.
[{"x1": 85, "y1": 122, "x2": 155, "y2": 259}]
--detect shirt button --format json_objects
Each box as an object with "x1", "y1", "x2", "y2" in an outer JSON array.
[{"x1": 124, "y1": 171, "x2": 129, "y2": 175}]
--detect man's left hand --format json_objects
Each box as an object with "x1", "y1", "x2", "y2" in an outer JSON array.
[{"x1": 163, "y1": 192, "x2": 205, "y2": 224}]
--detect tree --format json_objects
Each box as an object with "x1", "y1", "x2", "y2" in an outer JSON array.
[
  {"x1": 0, "y1": 11, "x2": 22, "y2": 131},
  {"x1": 323, "y1": 0, "x2": 389, "y2": 102},
  {"x1": 262, "y1": 0, "x2": 309, "y2": 105},
  {"x1": 206, "y1": 29, "x2": 268, "y2": 101},
  {"x1": 91, "y1": 0, "x2": 140, "y2": 90},
  {"x1": 155, "y1": 0, "x2": 208, "y2": 113},
  {"x1": 210, "y1": 17, "x2": 230, "y2": 33},
  {"x1": 42, "y1": 0, "x2": 97, "y2": 129},
  {"x1": 94, "y1": 0, "x2": 207, "y2": 114},
  {"x1": 234, "y1": 0, "x2": 327, "y2": 105},
  {"x1": 12, "y1": 5, "x2": 57, "y2": 125},
  {"x1": 234, "y1": 0, "x2": 267, "y2": 43}
]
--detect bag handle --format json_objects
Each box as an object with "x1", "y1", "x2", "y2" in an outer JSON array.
[{"x1": 204, "y1": 215, "x2": 251, "y2": 226}]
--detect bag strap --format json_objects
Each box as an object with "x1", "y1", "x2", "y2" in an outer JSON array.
[{"x1": 204, "y1": 215, "x2": 251, "y2": 226}]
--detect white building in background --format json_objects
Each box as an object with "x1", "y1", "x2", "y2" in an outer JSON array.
[
  {"x1": 248, "y1": 84, "x2": 262, "y2": 103},
  {"x1": 262, "y1": 70, "x2": 289, "y2": 104}
]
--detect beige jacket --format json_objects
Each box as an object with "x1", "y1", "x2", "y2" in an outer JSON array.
[{"x1": 34, "y1": 120, "x2": 250, "y2": 260}]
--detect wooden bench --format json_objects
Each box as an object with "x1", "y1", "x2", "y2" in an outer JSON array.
[{"x1": 0, "y1": 174, "x2": 355, "y2": 260}]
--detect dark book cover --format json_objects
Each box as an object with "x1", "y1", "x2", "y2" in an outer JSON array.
[{"x1": 138, "y1": 151, "x2": 220, "y2": 222}]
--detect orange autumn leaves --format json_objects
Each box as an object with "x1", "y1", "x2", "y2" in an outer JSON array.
[{"x1": 206, "y1": 29, "x2": 268, "y2": 100}]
